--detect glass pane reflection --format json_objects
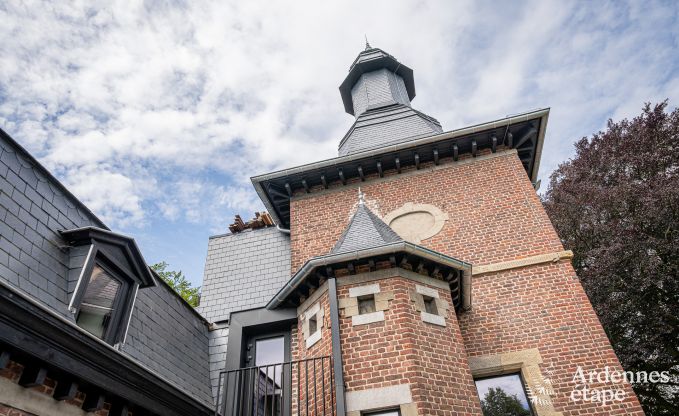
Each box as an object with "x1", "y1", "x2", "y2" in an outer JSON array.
[
  {"x1": 76, "y1": 265, "x2": 121, "y2": 339},
  {"x1": 255, "y1": 336, "x2": 284, "y2": 416},
  {"x1": 475, "y1": 374, "x2": 533, "y2": 416}
]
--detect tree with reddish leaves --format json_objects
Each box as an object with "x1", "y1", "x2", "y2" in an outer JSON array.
[{"x1": 543, "y1": 102, "x2": 679, "y2": 415}]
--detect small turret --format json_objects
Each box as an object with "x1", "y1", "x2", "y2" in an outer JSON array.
[{"x1": 337, "y1": 44, "x2": 443, "y2": 156}]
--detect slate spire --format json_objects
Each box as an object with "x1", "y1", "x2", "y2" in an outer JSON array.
[
  {"x1": 337, "y1": 43, "x2": 443, "y2": 156},
  {"x1": 331, "y1": 189, "x2": 402, "y2": 254}
]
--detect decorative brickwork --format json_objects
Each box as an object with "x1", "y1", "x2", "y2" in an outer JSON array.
[
  {"x1": 290, "y1": 150, "x2": 563, "y2": 272},
  {"x1": 338, "y1": 273, "x2": 483, "y2": 415},
  {"x1": 0, "y1": 360, "x2": 111, "y2": 416},
  {"x1": 460, "y1": 262, "x2": 644, "y2": 415},
  {"x1": 289, "y1": 150, "x2": 645, "y2": 414}
]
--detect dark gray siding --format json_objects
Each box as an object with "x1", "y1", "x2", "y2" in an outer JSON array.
[
  {"x1": 121, "y1": 282, "x2": 213, "y2": 407},
  {"x1": 0, "y1": 132, "x2": 102, "y2": 317},
  {"x1": 199, "y1": 227, "x2": 291, "y2": 322},
  {"x1": 208, "y1": 327, "x2": 229, "y2": 403},
  {"x1": 1, "y1": 129, "x2": 213, "y2": 406}
]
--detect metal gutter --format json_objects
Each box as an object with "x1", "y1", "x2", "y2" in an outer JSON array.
[
  {"x1": 462, "y1": 269, "x2": 472, "y2": 311},
  {"x1": 328, "y1": 278, "x2": 347, "y2": 416},
  {"x1": 266, "y1": 241, "x2": 471, "y2": 310},
  {"x1": 0, "y1": 279, "x2": 214, "y2": 414},
  {"x1": 252, "y1": 108, "x2": 550, "y2": 226}
]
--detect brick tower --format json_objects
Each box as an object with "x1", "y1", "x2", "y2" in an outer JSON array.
[{"x1": 249, "y1": 44, "x2": 646, "y2": 415}]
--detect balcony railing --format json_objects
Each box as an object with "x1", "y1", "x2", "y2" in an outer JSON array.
[{"x1": 217, "y1": 356, "x2": 335, "y2": 416}]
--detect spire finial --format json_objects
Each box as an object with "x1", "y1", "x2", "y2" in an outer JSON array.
[
  {"x1": 364, "y1": 35, "x2": 371, "y2": 50},
  {"x1": 358, "y1": 187, "x2": 365, "y2": 205}
]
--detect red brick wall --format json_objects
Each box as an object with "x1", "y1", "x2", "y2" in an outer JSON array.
[
  {"x1": 292, "y1": 289, "x2": 335, "y2": 415},
  {"x1": 289, "y1": 150, "x2": 645, "y2": 415},
  {"x1": 338, "y1": 276, "x2": 483, "y2": 415},
  {"x1": 290, "y1": 150, "x2": 563, "y2": 273},
  {"x1": 0, "y1": 406, "x2": 32, "y2": 416},
  {"x1": 0, "y1": 359, "x2": 112, "y2": 416},
  {"x1": 459, "y1": 262, "x2": 644, "y2": 414}
]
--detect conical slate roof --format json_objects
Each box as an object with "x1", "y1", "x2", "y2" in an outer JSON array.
[{"x1": 331, "y1": 202, "x2": 402, "y2": 254}]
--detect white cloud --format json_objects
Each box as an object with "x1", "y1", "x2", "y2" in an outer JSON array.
[{"x1": 1, "y1": 0, "x2": 678, "y2": 229}]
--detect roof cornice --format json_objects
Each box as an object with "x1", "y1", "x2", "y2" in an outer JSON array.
[
  {"x1": 0, "y1": 280, "x2": 213, "y2": 416},
  {"x1": 266, "y1": 241, "x2": 471, "y2": 310},
  {"x1": 252, "y1": 108, "x2": 550, "y2": 227}
]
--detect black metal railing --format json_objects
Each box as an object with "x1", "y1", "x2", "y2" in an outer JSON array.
[{"x1": 216, "y1": 356, "x2": 335, "y2": 416}]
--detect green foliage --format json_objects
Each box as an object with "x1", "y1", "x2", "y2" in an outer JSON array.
[
  {"x1": 543, "y1": 102, "x2": 679, "y2": 415},
  {"x1": 480, "y1": 387, "x2": 531, "y2": 416},
  {"x1": 150, "y1": 262, "x2": 201, "y2": 308}
]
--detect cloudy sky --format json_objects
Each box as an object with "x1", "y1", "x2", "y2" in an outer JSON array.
[{"x1": 1, "y1": 1, "x2": 678, "y2": 286}]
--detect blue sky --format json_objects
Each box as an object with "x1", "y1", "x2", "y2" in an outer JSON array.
[{"x1": 1, "y1": 1, "x2": 678, "y2": 287}]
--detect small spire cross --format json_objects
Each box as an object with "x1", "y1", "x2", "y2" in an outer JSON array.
[
  {"x1": 364, "y1": 35, "x2": 371, "y2": 50},
  {"x1": 358, "y1": 187, "x2": 365, "y2": 205}
]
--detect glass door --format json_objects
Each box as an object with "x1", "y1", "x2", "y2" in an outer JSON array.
[{"x1": 243, "y1": 332, "x2": 289, "y2": 416}]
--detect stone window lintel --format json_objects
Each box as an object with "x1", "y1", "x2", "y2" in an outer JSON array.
[
  {"x1": 302, "y1": 301, "x2": 324, "y2": 349},
  {"x1": 469, "y1": 348, "x2": 563, "y2": 416}
]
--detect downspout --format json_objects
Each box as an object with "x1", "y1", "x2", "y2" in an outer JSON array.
[
  {"x1": 328, "y1": 277, "x2": 347, "y2": 415},
  {"x1": 277, "y1": 225, "x2": 291, "y2": 235}
]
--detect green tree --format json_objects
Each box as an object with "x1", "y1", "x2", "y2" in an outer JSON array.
[
  {"x1": 543, "y1": 102, "x2": 679, "y2": 415},
  {"x1": 150, "y1": 262, "x2": 201, "y2": 308},
  {"x1": 480, "y1": 387, "x2": 531, "y2": 416}
]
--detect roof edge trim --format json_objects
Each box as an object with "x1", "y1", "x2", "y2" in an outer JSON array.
[
  {"x1": 59, "y1": 226, "x2": 155, "y2": 288},
  {"x1": 0, "y1": 128, "x2": 109, "y2": 230},
  {"x1": 252, "y1": 108, "x2": 550, "y2": 226},
  {"x1": 266, "y1": 241, "x2": 471, "y2": 310}
]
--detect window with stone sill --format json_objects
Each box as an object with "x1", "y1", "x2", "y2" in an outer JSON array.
[
  {"x1": 475, "y1": 373, "x2": 534, "y2": 416},
  {"x1": 411, "y1": 284, "x2": 448, "y2": 327},
  {"x1": 308, "y1": 314, "x2": 318, "y2": 334},
  {"x1": 340, "y1": 283, "x2": 393, "y2": 327},
  {"x1": 363, "y1": 409, "x2": 400, "y2": 416},
  {"x1": 357, "y1": 294, "x2": 376, "y2": 315},
  {"x1": 422, "y1": 295, "x2": 438, "y2": 315},
  {"x1": 303, "y1": 302, "x2": 324, "y2": 349}
]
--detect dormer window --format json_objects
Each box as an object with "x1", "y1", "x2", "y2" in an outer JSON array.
[
  {"x1": 60, "y1": 227, "x2": 156, "y2": 345},
  {"x1": 75, "y1": 263, "x2": 127, "y2": 341}
]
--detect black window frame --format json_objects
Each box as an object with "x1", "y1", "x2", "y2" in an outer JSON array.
[
  {"x1": 474, "y1": 372, "x2": 535, "y2": 416},
  {"x1": 242, "y1": 329, "x2": 292, "y2": 369},
  {"x1": 71, "y1": 245, "x2": 138, "y2": 345},
  {"x1": 362, "y1": 408, "x2": 402, "y2": 416}
]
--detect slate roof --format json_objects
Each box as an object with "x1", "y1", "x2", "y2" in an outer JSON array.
[
  {"x1": 331, "y1": 202, "x2": 402, "y2": 254},
  {"x1": 339, "y1": 47, "x2": 416, "y2": 115},
  {"x1": 338, "y1": 46, "x2": 443, "y2": 156},
  {"x1": 199, "y1": 226, "x2": 291, "y2": 323},
  {"x1": 338, "y1": 103, "x2": 443, "y2": 156},
  {"x1": 0, "y1": 128, "x2": 213, "y2": 408}
]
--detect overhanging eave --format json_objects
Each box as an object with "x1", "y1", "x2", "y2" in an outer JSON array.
[{"x1": 252, "y1": 108, "x2": 550, "y2": 228}]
